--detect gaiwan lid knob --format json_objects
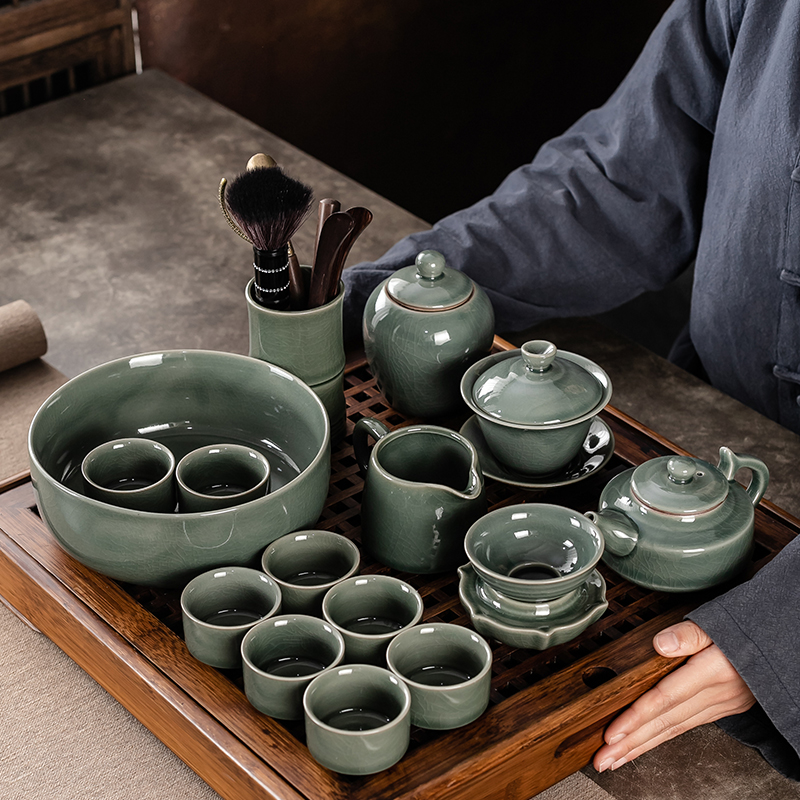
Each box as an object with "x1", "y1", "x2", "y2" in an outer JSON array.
[
  {"x1": 385, "y1": 250, "x2": 475, "y2": 310},
  {"x1": 472, "y1": 340, "x2": 605, "y2": 425}
]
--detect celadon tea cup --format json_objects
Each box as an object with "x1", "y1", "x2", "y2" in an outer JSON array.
[
  {"x1": 241, "y1": 614, "x2": 345, "y2": 720},
  {"x1": 321, "y1": 574, "x2": 424, "y2": 665},
  {"x1": 303, "y1": 663, "x2": 411, "y2": 775},
  {"x1": 353, "y1": 417, "x2": 487, "y2": 574},
  {"x1": 181, "y1": 567, "x2": 282, "y2": 669},
  {"x1": 261, "y1": 530, "x2": 361, "y2": 614},
  {"x1": 81, "y1": 437, "x2": 176, "y2": 512},
  {"x1": 386, "y1": 622, "x2": 492, "y2": 730},
  {"x1": 176, "y1": 443, "x2": 271, "y2": 512}
]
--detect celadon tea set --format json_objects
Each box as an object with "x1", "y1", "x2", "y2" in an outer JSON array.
[{"x1": 27, "y1": 156, "x2": 770, "y2": 776}]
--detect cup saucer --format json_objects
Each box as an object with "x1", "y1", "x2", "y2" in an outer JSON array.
[
  {"x1": 459, "y1": 415, "x2": 615, "y2": 489},
  {"x1": 457, "y1": 564, "x2": 608, "y2": 650}
]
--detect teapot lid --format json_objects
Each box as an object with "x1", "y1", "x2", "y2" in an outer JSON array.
[
  {"x1": 386, "y1": 250, "x2": 475, "y2": 310},
  {"x1": 472, "y1": 340, "x2": 605, "y2": 425},
  {"x1": 630, "y1": 456, "x2": 729, "y2": 515}
]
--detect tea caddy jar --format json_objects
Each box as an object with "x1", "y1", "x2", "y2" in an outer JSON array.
[{"x1": 362, "y1": 250, "x2": 495, "y2": 418}]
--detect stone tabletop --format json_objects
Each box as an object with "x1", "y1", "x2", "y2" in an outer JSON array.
[{"x1": 0, "y1": 69, "x2": 797, "y2": 800}]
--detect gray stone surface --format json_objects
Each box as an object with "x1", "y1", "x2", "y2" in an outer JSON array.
[{"x1": 1, "y1": 69, "x2": 798, "y2": 800}]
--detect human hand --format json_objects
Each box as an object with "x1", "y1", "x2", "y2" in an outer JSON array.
[{"x1": 593, "y1": 620, "x2": 755, "y2": 772}]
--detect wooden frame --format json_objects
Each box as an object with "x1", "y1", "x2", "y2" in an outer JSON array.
[{"x1": 0, "y1": 340, "x2": 796, "y2": 799}]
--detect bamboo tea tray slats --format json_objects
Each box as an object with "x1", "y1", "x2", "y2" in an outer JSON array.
[{"x1": 0, "y1": 338, "x2": 797, "y2": 800}]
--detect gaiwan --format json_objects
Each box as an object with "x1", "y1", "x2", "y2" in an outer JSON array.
[{"x1": 362, "y1": 250, "x2": 494, "y2": 418}]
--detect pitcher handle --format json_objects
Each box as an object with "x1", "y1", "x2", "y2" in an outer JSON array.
[
  {"x1": 353, "y1": 417, "x2": 391, "y2": 474},
  {"x1": 717, "y1": 447, "x2": 770, "y2": 507}
]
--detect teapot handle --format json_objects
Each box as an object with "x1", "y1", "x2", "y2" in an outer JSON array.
[
  {"x1": 717, "y1": 447, "x2": 770, "y2": 507},
  {"x1": 353, "y1": 417, "x2": 391, "y2": 474}
]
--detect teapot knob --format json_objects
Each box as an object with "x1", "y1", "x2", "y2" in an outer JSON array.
[
  {"x1": 667, "y1": 456, "x2": 696, "y2": 484},
  {"x1": 521, "y1": 340, "x2": 558, "y2": 373},
  {"x1": 415, "y1": 250, "x2": 447, "y2": 280}
]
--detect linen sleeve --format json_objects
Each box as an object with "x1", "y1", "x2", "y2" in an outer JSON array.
[
  {"x1": 688, "y1": 537, "x2": 800, "y2": 779},
  {"x1": 342, "y1": 0, "x2": 740, "y2": 341}
]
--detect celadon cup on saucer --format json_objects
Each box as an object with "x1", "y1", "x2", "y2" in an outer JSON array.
[
  {"x1": 386, "y1": 622, "x2": 493, "y2": 730},
  {"x1": 354, "y1": 417, "x2": 487, "y2": 574},
  {"x1": 303, "y1": 663, "x2": 412, "y2": 775}
]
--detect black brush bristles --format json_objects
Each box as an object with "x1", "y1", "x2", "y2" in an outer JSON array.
[
  {"x1": 225, "y1": 166, "x2": 313, "y2": 252},
  {"x1": 225, "y1": 166, "x2": 313, "y2": 309}
]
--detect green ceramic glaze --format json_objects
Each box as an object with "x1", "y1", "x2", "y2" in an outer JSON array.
[
  {"x1": 460, "y1": 345, "x2": 612, "y2": 475},
  {"x1": 176, "y1": 443, "x2": 271, "y2": 512},
  {"x1": 247, "y1": 273, "x2": 346, "y2": 443},
  {"x1": 363, "y1": 250, "x2": 495, "y2": 418},
  {"x1": 246, "y1": 272, "x2": 345, "y2": 386},
  {"x1": 28, "y1": 350, "x2": 331, "y2": 587},
  {"x1": 309, "y1": 368, "x2": 346, "y2": 445},
  {"x1": 472, "y1": 340, "x2": 604, "y2": 424},
  {"x1": 464, "y1": 503, "x2": 605, "y2": 602},
  {"x1": 241, "y1": 614, "x2": 346, "y2": 720},
  {"x1": 385, "y1": 622, "x2": 492, "y2": 730},
  {"x1": 354, "y1": 418, "x2": 487, "y2": 574},
  {"x1": 303, "y1": 664, "x2": 411, "y2": 775},
  {"x1": 587, "y1": 447, "x2": 769, "y2": 592},
  {"x1": 321, "y1": 574, "x2": 424, "y2": 665},
  {"x1": 261, "y1": 530, "x2": 361, "y2": 615},
  {"x1": 81, "y1": 437, "x2": 176, "y2": 512},
  {"x1": 180, "y1": 567, "x2": 282, "y2": 669},
  {"x1": 458, "y1": 564, "x2": 608, "y2": 650}
]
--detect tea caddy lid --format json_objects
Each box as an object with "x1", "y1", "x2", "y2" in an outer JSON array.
[
  {"x1": 630, "y1": 456, "x2": 730, "y2": 515},
  {"x1": 472, "y1": 340, "x2": 604, "y2": 425},
  {"x1": 385, "y1": 250, "x2": 475, "y2": 310}
]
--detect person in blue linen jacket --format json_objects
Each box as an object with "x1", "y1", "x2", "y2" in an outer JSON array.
[{"x1": 342, "y1": 0, "x2": 800, "y2": 779}]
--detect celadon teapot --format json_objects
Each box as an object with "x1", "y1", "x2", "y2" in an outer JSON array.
[{"x1": 586, "y1": 447, "x2": 769, "y2": 592}]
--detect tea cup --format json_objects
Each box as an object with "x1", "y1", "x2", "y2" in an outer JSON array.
[
  {"x1": 321, "y1": 574, "x2": 424, "y2": 664},
  {"x1": 303, "y1": 663, "x2": 411, "y2": 774},
  {"x1": 176, "y1": 443, "x2": 271, "y2": 512},
  {"x1": 180, "y1": 567, "x2": 282, "y2": 669},
  {"x1": 81, "y1": 438, "x2": 176, "y2": 512},
  {"x1": 260, "y1": 530, "x2": 361, "y2": 615},
  {"x1": 386, "y1": 622, "x2": 492, "y2": 729},
  {"x1": 241, "y1": 614, "x2": 345, "y2": 720}
]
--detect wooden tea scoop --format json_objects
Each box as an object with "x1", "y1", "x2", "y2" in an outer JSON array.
[
  {"x1": 327, "y1": 206, "x2": 373, "y2": 297},
  {"x1": 313, "y1": 198, "x2": 341, "y2": 266},
  {"x1": 308, "y1": 211, "x2": 356, "y2": 308}
]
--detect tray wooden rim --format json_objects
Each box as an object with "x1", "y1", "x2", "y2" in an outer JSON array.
[{"x1": 2, "y1": 337, "x2": 798, "y2": 800}]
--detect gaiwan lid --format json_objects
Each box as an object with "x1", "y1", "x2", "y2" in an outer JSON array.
[
  {"x1": 630, "y1": 455, "x2": 729, "y2": 515},
  {"x1": 386, "y1": 250, "x2": 475, "y2": 310},
  {"x1": 472, "y1": 340, "x2": 604, "y2": 425}
]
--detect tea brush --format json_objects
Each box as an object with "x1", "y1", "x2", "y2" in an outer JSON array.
[{"x1": 220, "y1": 159, "x2": 313, "y2": 310}]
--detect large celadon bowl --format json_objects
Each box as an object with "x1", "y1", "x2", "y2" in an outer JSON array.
[{"x1": 28, "y1": 350, "x2": 331, "y2": 587}]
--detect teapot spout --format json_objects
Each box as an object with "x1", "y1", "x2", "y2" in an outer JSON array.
[{"x1": 586, "y1": 509, "x2": 639, "y2": 558}]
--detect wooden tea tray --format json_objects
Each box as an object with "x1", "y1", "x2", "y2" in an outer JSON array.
[{"x1": 1, "y1": 338, "x2": 797, "y2": 800}]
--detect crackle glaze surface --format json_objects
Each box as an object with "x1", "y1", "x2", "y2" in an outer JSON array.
[
  {"x1": 28, "y1": 350, "x2": 331, "y2": 587},
  {"x1": 363, "y1": 279, "x2": 494, "y2": 418}
]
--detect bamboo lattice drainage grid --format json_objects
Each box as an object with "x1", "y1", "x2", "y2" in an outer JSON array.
[{"x1": 118, "y1": 353, "x2": 776, "y2": 756}]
